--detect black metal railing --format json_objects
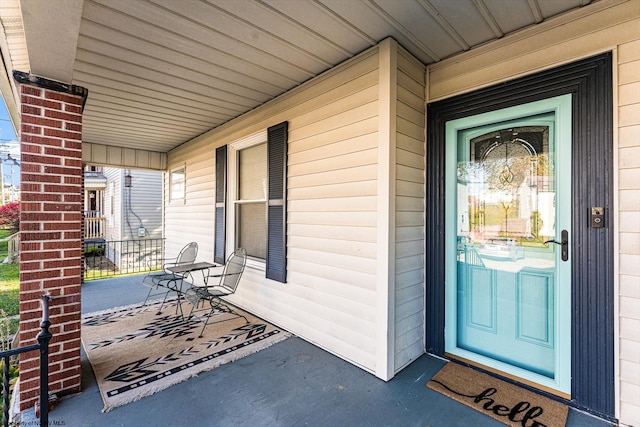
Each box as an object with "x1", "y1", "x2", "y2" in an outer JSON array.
[
  {"x1": 1, "y1": 295, "x2": 52, "y2": 427},
  {"x1": 84, "y1": 238, "x2": 165, "y2": 279}
]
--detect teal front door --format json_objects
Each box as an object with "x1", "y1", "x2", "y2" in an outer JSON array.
[{"x1": 444, "y1": 95, "x2": 572, "y2": 396}]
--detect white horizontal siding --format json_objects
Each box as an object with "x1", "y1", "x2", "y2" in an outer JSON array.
[
  {"x1": 167, "y1": 44, "x2": 383, "y2": 374},
  {"x1": 288, "y1": 223, "x2": 377, "y2": 243},
  {"x1": 127, "y1": 170, "x2": 162, "y2": 239},
  {"x1": 103, "y1": 168, "x2": 121, "y2": 241},
  {"x1": 618, "y1": 34, "x2": 640, "y2": 427},
  {"x1": 289, "y1": 117, "x2": 378, "y2": 155},
  {"x1": 233, "y1": 268, "x2": 377, "y2": 369},
  {"x1": 164, "y1": 146, "x2": 216, "y2": 260},
  {"x1": 125, "y1": 170, "x2": 163, "y2": 239},
  {"x1": 288, "y1": 164, "x2": 378, "y2": 189},
  {"x1": 394, "y1": 46, "x2": 425, "y2": 372},
  {"x1": 289, "y1": 180, "x2": 377, "y2": 200}
]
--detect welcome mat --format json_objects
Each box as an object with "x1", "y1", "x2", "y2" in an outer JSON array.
[
  {"x1": 427, "y1": 363, "x2": 568, "y2": 427},
  {"x1": 82, "y1": 300, "x2": 290, "y2": 412}
]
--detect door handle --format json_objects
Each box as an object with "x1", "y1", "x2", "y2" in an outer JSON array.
[{"x1": 544, "y1": 229, "x2": 569, "y2": 261}]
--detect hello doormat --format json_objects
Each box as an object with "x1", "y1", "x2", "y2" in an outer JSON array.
[
  {"x1": 82, "y1": 300, "x2": 290, "y2": 412},
  {"x1": 427, "y1": 363, "x2": 568, "y2": 427}
]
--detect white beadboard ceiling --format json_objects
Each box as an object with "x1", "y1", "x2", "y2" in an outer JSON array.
[{"x1": 0, "y1": 0, "x2": 592, "y2": 153}]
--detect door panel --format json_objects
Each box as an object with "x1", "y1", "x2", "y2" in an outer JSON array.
[
  {"x1": 445, "y1": 95, "x2": 572, "y2": 394},
  {"x1": 517, "y1": 269, "x2": 554, "y2": 346}
]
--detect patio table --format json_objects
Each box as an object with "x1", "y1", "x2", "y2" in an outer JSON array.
[
  {"x1": 142, "y1": 262, "x2": 220, "y2": 317},
  {"x1": 165, "y1": 262, "x2": 218, "y2": 317},
  {"x1": 166, "y1": 261, "x2": 217, "y2": 277}
]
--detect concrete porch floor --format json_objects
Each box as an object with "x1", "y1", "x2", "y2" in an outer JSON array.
[{"x1": 20, "y1": 274, "x2": 612, "y2": 427}]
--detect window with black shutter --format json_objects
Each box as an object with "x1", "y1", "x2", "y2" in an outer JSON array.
[{"x1": 213, "y1": 121, "x2": 288, "y2": 283}]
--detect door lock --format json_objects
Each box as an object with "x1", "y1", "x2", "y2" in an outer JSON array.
[{"x1": 544, "y1": 229, "x2": 569, "y2": 261}]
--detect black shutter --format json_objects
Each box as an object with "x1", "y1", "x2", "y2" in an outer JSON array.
[
  {"x1": 266, "y1": 122, "x2": 288, "y2": 282},
  {"x1": 214, "y1": 145, "x2": 227, "y2": 264}
]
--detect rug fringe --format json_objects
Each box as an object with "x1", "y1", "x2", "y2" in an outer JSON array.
[
  {"x1": 99, "y1": 331, "x2": 290, "y2": 412},
  {"x1": 82, "y1": 301, "x2": 291, "y2": 412}
]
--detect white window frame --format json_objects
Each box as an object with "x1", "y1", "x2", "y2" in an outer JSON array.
[
  {"x1": 170, "y1": 164, "x2": 186, "y2": 203},
  {"x1": 227, "y1": 130, "x2": 268, "y2": 271}
]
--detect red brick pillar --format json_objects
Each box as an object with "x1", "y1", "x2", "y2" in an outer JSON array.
[{"x1": 14, "y1": 72, "x2": 87, "y2": 411}]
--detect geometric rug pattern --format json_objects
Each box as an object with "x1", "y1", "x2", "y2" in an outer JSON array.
[{"x1": 82, "y1": 300, "x2": 290, "y2": 412}]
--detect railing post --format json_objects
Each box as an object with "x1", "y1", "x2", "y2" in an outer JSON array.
[
  {"x1": 36, "y1": 294, "x2": 52, "y2": 427},
  {"x1": 3, "y1": 355, "x2": 9, "y2": 427}
]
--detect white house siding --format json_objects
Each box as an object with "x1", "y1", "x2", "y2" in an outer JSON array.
[
  {"x1": 618, "y1": 37, "x2": 640, "y2": 426},
  {"x1": 100, "y1": 168, "x2": 163, "y2": 271},
  {"x1": 103, "y1": 168, "x2": 120, "y2": 242},
  {"x1": 426, "y1": 1, "x2": 640, "y2": 424},
  {"x1": 163, "y1": 148, "x2": 216, "y2": 259},
  {"x1": 394, "y1": 48, "x2": 425, "y2": 373},
  {"x1": 103, "y1": 168, "x2": 163, "y2": 241},
  {"x1": 166, "y1": 42, "x2": 423, "y2": 377},
  {"x1": 125, "y1": 169, "x2": 163, "y2": 240}
]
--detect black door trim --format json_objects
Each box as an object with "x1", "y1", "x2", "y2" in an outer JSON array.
[{"x1": 425, "y1": 53, "x2": 614, "y2": 419}]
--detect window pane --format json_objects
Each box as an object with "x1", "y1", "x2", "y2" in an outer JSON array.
[
  {"x1": 238, "y1": 203, "x2": 266, "y2": 260},
  {"x1": 239, "y1": 143, "x2": 267, "y2": 200},
  {"x1": 171, "y1": 167, "x2": 185, "y2": 201}
]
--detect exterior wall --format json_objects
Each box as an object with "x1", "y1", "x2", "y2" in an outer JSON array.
[
  {"x1": 120, "y1": 169, "x2": 163, "y2": 240},
  {"x1": 163, "y1": 152, "x2": 215, "y2": 260},
  {"x1": 426, "y1": 1, "x2": 640, "y2": 424},
  {"x1": 18, "y1": 83, "x2": 84, "y2": 410},
  {"x1": 102, "y1": 168, "x2": 162, "y2": 272},
  {"x1": 394, "y1": 48, "x2": 426, "y2": 372},
  {"x1": 103, "y1": 168, "x2": 120, "y2": 242},
  {"x1": 618, "y1": 37, "x2": 640, "y2": 426},
  {"x1": 103, "y1": 168, "x2": 162, "y2": 241},
  {"x1": 167, "y1": 42, "x2": 418, "y2": 377}
]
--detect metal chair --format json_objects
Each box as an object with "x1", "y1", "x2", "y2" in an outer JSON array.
[
  {"x1": 184, "y1": 247, "x2": 247, "y2": 337},
  {"x1": 141, "y1": 242, "x2": 198, "y2": 312}
]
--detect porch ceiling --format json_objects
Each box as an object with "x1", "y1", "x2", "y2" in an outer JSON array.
[{"x1": 0, "y1": 0, "x2": 592, "y2": 154}]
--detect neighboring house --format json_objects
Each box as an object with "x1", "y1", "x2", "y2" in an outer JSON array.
[
  {"x1": 0, "y1": 1, "x2": 638, "y2": 425},
  {"x1": 84, "y1": 166, "x2": 163, "y2": 271},
  {"x1": 102, "y1": 168, "x2": 162, "y2": 242},
  {"x1": 83, "y1": 165, "x2": 106, "y2": 240}
]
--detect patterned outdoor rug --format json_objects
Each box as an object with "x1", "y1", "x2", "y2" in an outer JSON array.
[
  {"x1": 82, "y1": 300, "x2": 290, "y2": 412},
  {"x1": 427, "y1": 363, "x2": 568, "y2": 427}
]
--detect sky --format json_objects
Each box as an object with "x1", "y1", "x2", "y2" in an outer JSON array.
[{"x1": 0, "y1": 96, "x2": 20, "y2": 186}]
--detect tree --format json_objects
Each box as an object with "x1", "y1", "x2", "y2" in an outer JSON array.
[{"x1": 0, "y1": 201, "x2": 19, "y2": 233}]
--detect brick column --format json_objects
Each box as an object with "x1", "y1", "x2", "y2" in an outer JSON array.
[{"x1": 14, "y1": 72, "x2": 87, "y2": 411}]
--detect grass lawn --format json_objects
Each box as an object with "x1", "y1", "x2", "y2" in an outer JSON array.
[
  {"x1": 0, "y1": 264, "x2": 19, "y2": 316},
  {"x1": 0, "y1": 229, "x2": 19, "y2": 336}
]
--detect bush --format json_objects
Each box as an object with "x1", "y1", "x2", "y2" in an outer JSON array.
[{"x1": 0, "y1": 202, "x2": 19, "y2": 233}]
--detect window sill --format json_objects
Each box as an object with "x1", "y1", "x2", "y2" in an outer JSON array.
[{"x1": 245, "y1": 258, "x2": 266, "y2": 272}]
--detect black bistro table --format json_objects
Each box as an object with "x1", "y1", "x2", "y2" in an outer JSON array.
[{"x1": 164, "y1": 261, "x2": 218, "y2": 316}]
